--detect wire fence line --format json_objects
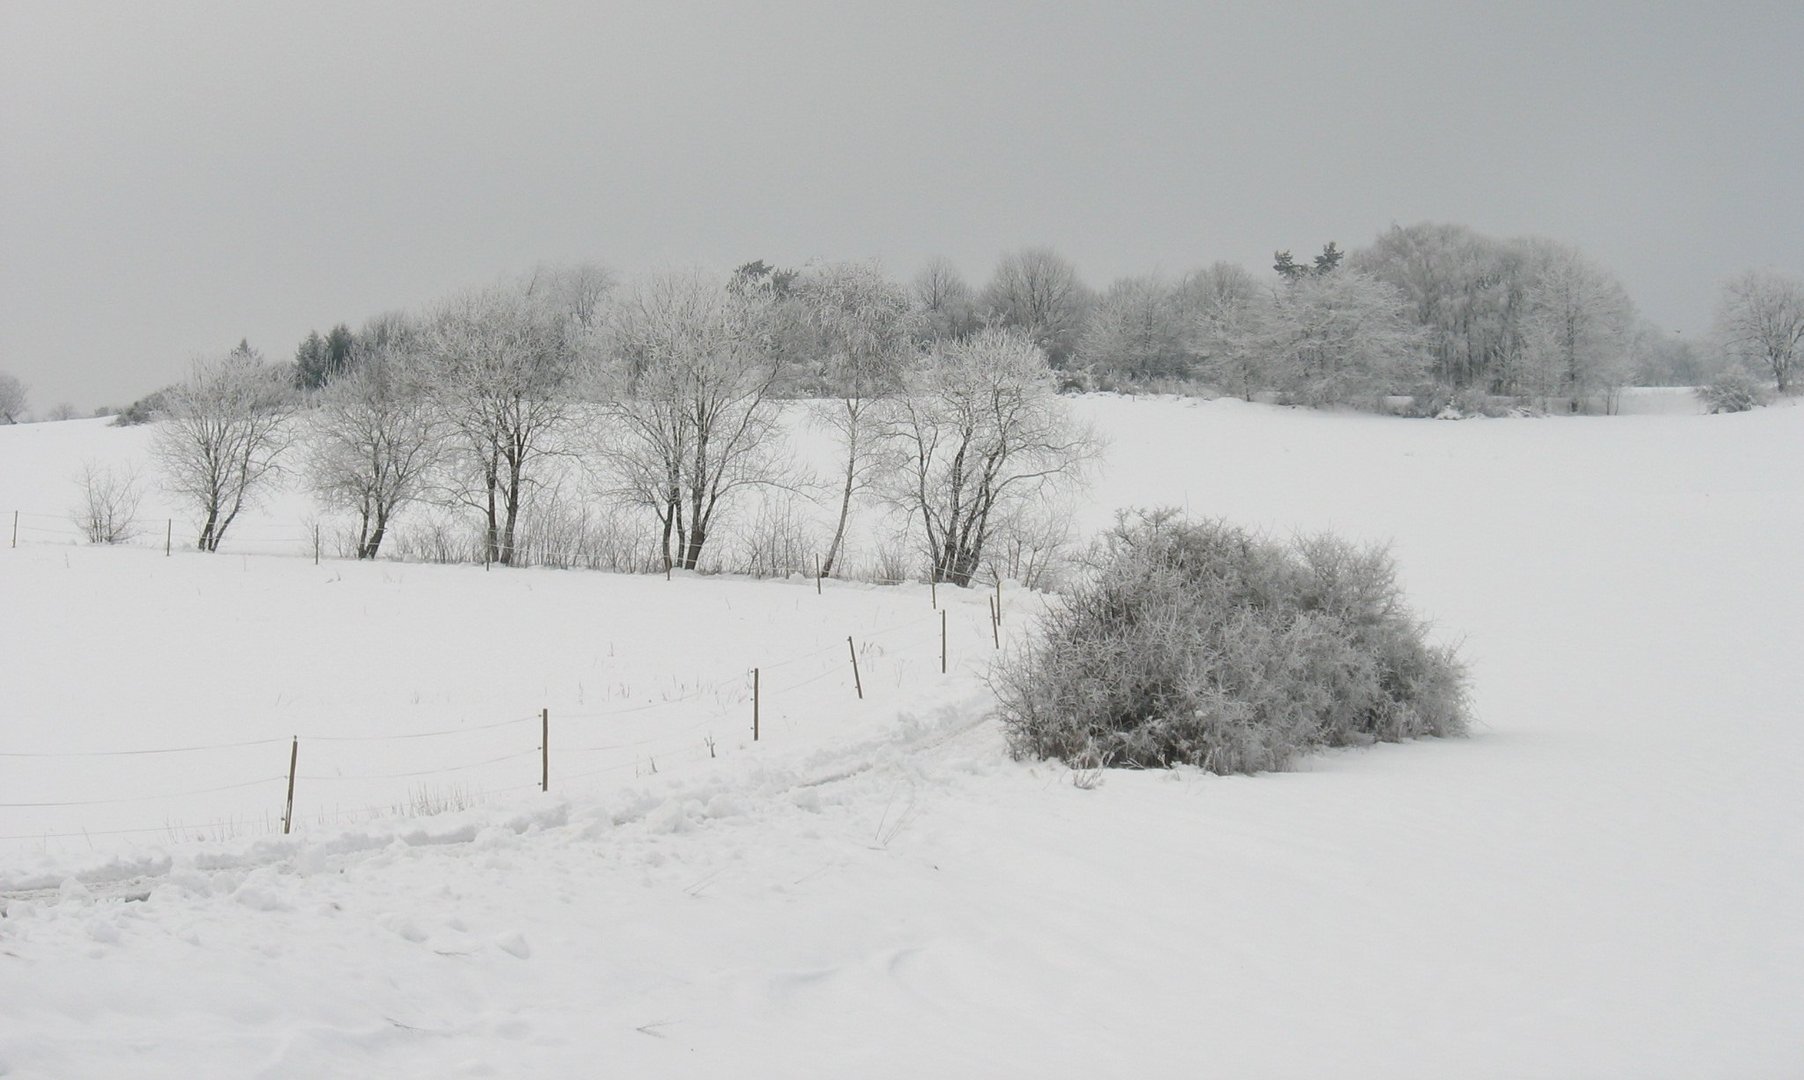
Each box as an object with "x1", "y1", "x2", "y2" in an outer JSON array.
[
  {"x1": 0, "y1": 575, "x2": 1014, "y2": 843},
  {"x1": 0, "y1": 776, "x2": 291, "y2": 809}
]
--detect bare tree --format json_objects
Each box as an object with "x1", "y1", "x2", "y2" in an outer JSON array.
[
  {"x1": 1079, "y1": 275, "x2": 1189, "y2": 381},
  {"x1": 794, "y1": 261, "x2": 916, "y2": 576},
  {"x1": 981, "y1": 247, "x2": 1092, "y2": 368},
  {"x1": 307, "y1": 342, "x2": 444, "y2": 559},
  {"x1": 153, "y1": 344, "x2": 297, "y2": 551},
  {"x1": 0, "y1": 372, "x2": 26, "y2": 424},
  {"x1": 877, "y1": 327, "x2": 1098, "y2": 586},
  {"x1": 526, "y1": 262, "x2": 616, "y2": 333},
  {"x1": 1516, "y1": 241, "x2": 1635, "y2": 411},
  {"x1": 71, "y1": 460, "x2": 145, "y2": 543},
  {"x1": 1172, "y1": 263, "x2": 1267, "y2": 399},
  {"x1": 1265, "y1": 269, "x2": 1433, "y2": 407},
  {"x1": 596, "y1": 270, "x2": 790, "y2": 571},
  {"x1": 911, "y1": 257, "x2": 979, "y2": 344},
  {"x1": 422, "y1": 284, "x2": 580, "y2": 566},
  {"x1": 356, "y1": 310, "x2": 418, "y2": 351},
  {"x1": 1715, "y1": 268, "x2": 1804, "y2": 394}
]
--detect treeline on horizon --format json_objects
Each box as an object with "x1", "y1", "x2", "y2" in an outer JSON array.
[
  {"x1": 81, "y1": 219, "x2": 1797, "y2": 427},
  {"x1": 24, "y1": 218, "x2": 1798, "y2": 592}
]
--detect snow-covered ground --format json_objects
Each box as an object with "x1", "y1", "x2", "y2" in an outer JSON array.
[{"x1": 2, "y1": 393, "x2": 1800, "y2": 1078}]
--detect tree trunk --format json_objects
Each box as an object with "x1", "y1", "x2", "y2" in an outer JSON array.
[
  {"x1": 659, "y1": 496, "x2": 677, "y2": 572},
  {"x1": 356, "y1": 502, "x2": 373, "y2": 559},
  {"x1": 821, "y1": 459, "x2": 856, "y2": 577},
  {"x1": 363, "y1": 508, "x2": 389, "y2": 560},
  {"x1": 683, "y1": 524, "x2": 707, "y2": 572},
  {"x1": 484, "y1": 478, "x2": 500, "y2": 566},
  {"x1": 500, "y1": 459, "x2": 522, "y2": 567}
]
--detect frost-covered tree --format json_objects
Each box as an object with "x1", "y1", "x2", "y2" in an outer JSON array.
[
  {"x1": 1517, "y1": 241, "x2": 1635, "y2": 410},
  {"x1": 307, "y1": 342, "x2": 444, "y2": 559},
  {"x1": 423, "y1": 284, "x2": 580, "y2": 566},
  {"x1": 0, "y1": 371, "x2": 26, "y2": 424},
  {"x1": 793, "y1": 260, "x2": 916, "y2": 576},
  {"x1": 877, "y1": 327, "x2": 1098, "y2": 586},
  {"x1": 597, "y1": 270, "x2": 790, "y2": 571},
  {"x1": 1351, "y1": 223, "x2": 1528, "y2": 392},
  {"x1": 153, "y1": 343, "x2": 297, "y2": 551},
  {"x1": 1191, "y1": 292, "x2": 1270, "y2": 401},
  {"x1": 1173, "y1": 263, "x2": 1267, "y2": 398},
  {"x1": 1352, "y1": 223, "x2": 1646, "y2": 404},
  {"x1": 1079, "y1": 275, "x2": 1189, "y2": 381},
  {"x1": 1715, "y1": 268, "x2": 1804, "y2": 394},
  {"x1": 911, "y1": 257, "x2": 980, "y2": 344},
  {"x1": 526, "y1": 262, "x2": 616, "y2": 333},
  {"x1": 982, "y1": 247, "x2": 1092, "y2": 368},
  {"x1": 1266, "y1": 270, "x2": 1432, "y2": 406},
  {"x1": 1626, "y1": 321, "x2": 1705, "y2": 388}
]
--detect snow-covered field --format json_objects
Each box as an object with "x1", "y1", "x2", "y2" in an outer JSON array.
[{"x1": 2, "y1": 393, "x2": 1800, "y2": 1078}]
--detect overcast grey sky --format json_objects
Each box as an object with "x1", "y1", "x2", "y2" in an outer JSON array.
[{"x1": 3, "y1": 1, "x2": 1800, "y2": 409}]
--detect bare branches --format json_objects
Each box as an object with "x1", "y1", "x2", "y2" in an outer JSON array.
[
  {"x1": 306, "y1": 342, "x2": 445, "y2": 559},
  {"x1": 1081, "y1": 275, "x2": 1190, "y2": 381},
  {"x1": 421, "y1": 284, "x2": 581, "y2": 565},
  {"x1": 152, "y1": 344, "x2": 297, "y2": 551},
  {"x1": 0, "y1": 371, "x2": 26, "y2": 424},
  {"x1": 1266, "y1": 269, "x2": 1437, "y2": 407},
  {"x1": 71, "y1": 461, "x2": 145, "y2": 543},
  {"x1": 792, "y1": 261, "x2": 916, "y2": 576},
  {"x1": 594, "y1": 270, "x2": 794, "y2": 571},
  {"x1": 1715, "y1": 269, "x2": 1804, "y2": 394},
  {"x1": 982, "y1": 248, "x2": 1093, "y2": 369},
  {"x1": 876, "y1": 327, "x2": 1098, "y2": 586},
  {"x1": 911, "y1": 257, "x2": 980, "y2": 345}
]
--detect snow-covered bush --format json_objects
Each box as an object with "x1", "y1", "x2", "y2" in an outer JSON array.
[
  {"x1": 995, "y1": 510, "x2": 1468, "y2": 774},
  {"x1": 1697, "y1": 370, "x2": 1768, "y2": 414}
]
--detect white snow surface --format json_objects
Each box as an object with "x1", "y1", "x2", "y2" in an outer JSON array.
[{"x1": 1, "y1": 394, "x2": 1800, "y2": 1078}]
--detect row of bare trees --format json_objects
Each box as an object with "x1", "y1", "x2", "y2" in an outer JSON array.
[{"x1": 148, "y1": 264, "x2": 1097, "y2": 586}]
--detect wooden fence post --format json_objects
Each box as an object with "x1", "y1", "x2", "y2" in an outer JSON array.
[
  {"x1": 165, "y1": 519, "x2": 172, "y2": 557},
  {"x1": 282, "y1": 737, "x2": 298, "y2": 835},
  {"x1": 941, "y1": 608, "x2": 948, "y2": 674},
  {"x1": 995, "y1": 578, "x2": 1002, "y2": 623},
  {"x1": 313, "y1": 523, "x2": 321, "y2": 565},
  {"x1": 990, "y1": 595, "x2": 1001, "y2": 649},
  {"x1": 815, "y1": 553, "x2": 822, "y2": 594},
  {"x1": 752, "y1": 668, "x2": 761, "y2": 741},
  {"x1": 10, "y1": 510, "x2": 16, "y2": 548},
  {"x1": 847, "y1": 636, "x2": 863, "y2": 700},
  {"x1": 930, "y1": 575, "x2": 937, "y2": 610},
  {"x1": 541, "y1": 708, "x2": 549, "y2": 792}
]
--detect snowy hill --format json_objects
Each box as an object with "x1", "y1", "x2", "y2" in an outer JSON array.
[{"x1": 1, "y1": 394, "x2": 1801, "y2": 1078}]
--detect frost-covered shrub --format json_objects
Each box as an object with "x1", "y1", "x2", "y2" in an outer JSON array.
[
  {"x1": 995, "y1": 510, "x2": 1468, "y2": 774},
  {"x1": 728, "y1": 495, "x2": 822, "y2": 579},
  {"x1": 108, "y1": 388, "x2": 167, "y2": 426},
  {"x1": 512, "y1": 494, "x2": 661, "y2": 573},
  {"x1": 1697, "y1": 370, "x2": 1768, "y2": 414},
  {"x1": 71, "y1": 460, "x2": 144, "y2": 544}
]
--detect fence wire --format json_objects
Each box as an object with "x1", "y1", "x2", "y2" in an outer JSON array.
[{"x1": 5, "y1": 521, "x2": 1017, "y2": 839}]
